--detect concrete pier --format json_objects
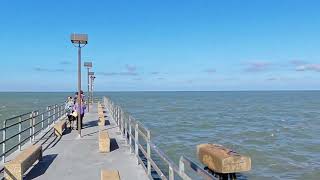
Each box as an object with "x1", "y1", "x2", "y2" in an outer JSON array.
[{"x1": 24, "y1": 103, "x2": 148, "y2": 180}]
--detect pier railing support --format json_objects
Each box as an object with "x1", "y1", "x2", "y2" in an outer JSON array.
[
  {"x1": 169, "y1": 166, "x2": 174, "y2": 180},
  {"x1": 129, "y1": 117, "x2": 132, "y2": 153},
  {"x1": 2, "y1": 120, "x2": 6, "y2": 163},
  {"x1": 135, "y1": 123, "x2": 139, "y2": 163},
  {"x1": 47, "y1": 106, "x2": 50, "y2": 127},
  {"x1": 18, "y1": 117, "x2": 22, "y2": 151},
  {"x1": 147, "y1": 130, "x2": 151, "y2": 176},
  {"x1": 29, "y1": 112, "x2": 33, "y2": 143}
]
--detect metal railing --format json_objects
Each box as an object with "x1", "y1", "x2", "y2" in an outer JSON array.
[
  {"x1": 103, "y1": 97, "x2": 216, "y2": 180},
  {"x1": 0, "y1": 104, "x2": 65, "y2": 163}
]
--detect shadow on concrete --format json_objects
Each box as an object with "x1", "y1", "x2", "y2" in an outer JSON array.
[
  {"x1": 25, "y1": 154, "x2": 58, "y2": 179},
  {"x1": 34, "y1": 128, "x2": 62, "y2": 151},
  {"x1": 81, "y1": 126, "x2": 119, "y2": 138},
  {"x1": 105, "y1": 120, "x2": 111, "y2": 125},
  {"x1": 110, "y1": 138, "x2": 119, "y2": 152},
  {"x1": 83, "y1": 120, "x2": 98, "y2": 128},
  {"x1": 62, "y1": 127, "x2": 72, "y2": 136},
  {"x1": 82, "y1": 130, "x2": 99, "y2": 137}
]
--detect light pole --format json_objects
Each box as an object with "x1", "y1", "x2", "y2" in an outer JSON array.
[
  {"x1": 71, "y1": 33, "x2": 88, "y2": 137},
  {"x1": 89, "y1": 72, "x2": 95, "y2": 103},
  {"x1": 84, "y1": 62, "x2": 92, "y2": 112}
]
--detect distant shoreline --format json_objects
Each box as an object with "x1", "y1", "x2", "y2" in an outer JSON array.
[{"x1": 1, "y1": 90, "x2": 320, "y2": 93}]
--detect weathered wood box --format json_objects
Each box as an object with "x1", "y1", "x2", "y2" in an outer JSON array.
[{"x1": 197, "y1": 143, "x2": 251, "y2": 173}]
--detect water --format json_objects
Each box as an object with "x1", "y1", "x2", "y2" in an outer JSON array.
[{"x1": 1, "y1": 91, "x2": 319, "y2": 179}]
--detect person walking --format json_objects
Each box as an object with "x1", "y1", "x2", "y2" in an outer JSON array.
[
  {"x1": 73, "y1": 98, "x2": 86, "y2": 130},
  {"x1": 64, "y1": 96, "x2": 74, "y2": 130}
]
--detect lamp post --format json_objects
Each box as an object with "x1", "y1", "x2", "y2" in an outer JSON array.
[
  {"x1": 84, "y1": 62, "x2": 92, "y2": 112},
  {"x1": 89, "y1": 72, "x2": 95, "y2": 103},
  {"x1": 71, "y1": 33, "x2": 88, "y2": 137}
]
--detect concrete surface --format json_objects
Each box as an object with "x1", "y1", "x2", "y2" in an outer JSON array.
[{"x1": 24, "y1": 103, "x2": 148, "y2": 180}]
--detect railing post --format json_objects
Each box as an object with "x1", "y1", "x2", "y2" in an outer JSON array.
[
  {"x1": 41, "y1": 113, "x2": 44, "y2": 130},
  {"x1": 57, "y1": 105, "x2": 60, "y2": 119},
  {"x1": 53, "y1": 105, "x2": 56, "y2": 122},
  {"x1": 119, "y1": 109, "x2": 122, "y2": 132},
  {"x1": 32, "y1": 111, "x2": 37, "y2": 141},
  {"x1": 18, "y1": 117, "x2": 21, "y2": 151},
  {"x1": 47, "y1": 106, "x2": 51, "y2": 127},
  {"x1": 29, "y1": 112, "x2": 33, "y2": 143},
  {"x1": 179, "y1": 156, "x2": 185, "y2": 176},
  {"x1": 121, "y1": 111, "x2": 125, "y2": 136},
  {"x1": 135, "y1": 123, "x2": 139, "y2": 163},
  {"x1": 147, "y1": 130, "x2": 151, "y2": 176},
  {"x1": 2, "y1": 120, "x2": 6, "y2": 163},
  {"x1": 118, "y1": 107, "x2": 120, "y2": 126},
  {"x1": 123, "y1": 112, "x2": 126, "y2": 137},
  {"x1": 129, "y1": 117, "x2": 132, "y2": 153},
  {"x1": 169, "y1": 165, "x2": 174, "y2": 180}
]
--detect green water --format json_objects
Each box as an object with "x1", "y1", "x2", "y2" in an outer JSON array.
[{"x1": 1, "y1": 92, "x2": 319, "y2": 179}]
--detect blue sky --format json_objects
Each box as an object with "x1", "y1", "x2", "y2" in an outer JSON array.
[{"x1": 1, "y1": 0, "x2": 320, "y2": 91}]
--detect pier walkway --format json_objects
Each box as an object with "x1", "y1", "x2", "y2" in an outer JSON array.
[{"x1": 25, "y1": 103, "x2": 148, "y2": 180}]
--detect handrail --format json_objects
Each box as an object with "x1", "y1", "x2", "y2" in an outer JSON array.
[
  {"x1": 1, "y1": 103, "x2": 66, "y2": 162},
  {"x1": 103, "y1": 96, "x2": 216, "y2": 180}
]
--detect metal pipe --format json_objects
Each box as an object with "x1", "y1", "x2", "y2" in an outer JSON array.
[
  {"x1": 18, "y1": 117, "x2": 21, "y2": 151},
  {"x1": 77, "y1": 43, "x2": 82, "y2": 137},
  {"x1": 29, "y1": 112, "x2": 33, "y2": 142},
  {"x1": 41, "y1": 114, "x2": 44, "y2": 130},
  {"x1": 47, "y1": 106, "x2": 50, "y2": 127},
  {"x1": 169, "y1": 166, "x2": 174, "y2": 180},
  {"x1": 87, "y1": 67, "x2": 90, "y2": 112},
  {"x1": 147, "y1": 130, "x2": 151, "y2": 176},
  {"x1": 2, "y1": 120, "x2": 6, "y2": 162},
  {"x1": 135, "y1": 123, "x2": 139, "y2": 162},
  {"x1": 129, "y1": 117, "x2": 132, "y2": 153}
]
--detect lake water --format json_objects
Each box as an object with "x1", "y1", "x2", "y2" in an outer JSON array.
[{"x1": 0, "y1": 91, "x2": 319, "y2": 179}]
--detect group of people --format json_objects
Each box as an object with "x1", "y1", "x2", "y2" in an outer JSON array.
[{"x1": 64, "y1": 91, "x2": 87, "y2": 130}]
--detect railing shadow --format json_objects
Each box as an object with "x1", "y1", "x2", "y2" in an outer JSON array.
[
  {"x1": 24, "y1": 154, "x2": 58, "y2": 179},
  {"x1": 83, "y1": 120, "x2": 98, "y2": 128},
  {"x1": 110, "y1": 138, "x2": 119, "y2": 152}
]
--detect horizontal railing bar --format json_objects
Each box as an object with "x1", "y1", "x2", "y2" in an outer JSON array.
[
  {"x1": 20, "y1": 135, "x2": 32, "y2": 145},
  {"x1": 4, "y1": 112, "x2": 32, "y2": 121},
  {"x1": 149, "y1": 156, "x2": 167, "y2": 180},
  {"x1": 20, "y1": 117, "x2": 33, "y2": 123},
  {"x1": 138, "y1": 144, "x2": 148, "y2": 158},
  {"x1": 3, "y1": 121, "x2": 21, "y2": 129},
  {"x1": 3, "y1": 132, "x2": 21, "y2": 143},
  {"x1": 181, "y1": 156, "x2": 217, "y2": 180},
  {"x1": 20, "y1": 126, "x2": 32, "y2": 134},
  {"x1": 34, "y1": 128, "x2": 43, "y2": 136},
  {"x1": 138, "y1": 155, "x2": 148, "y2": 173},
  {"x1": 149, "y1": 141, "x2": 180, "y2": 174},
  {"x1": 138, "y1": 129, "x2": 148, "y2": 141}
]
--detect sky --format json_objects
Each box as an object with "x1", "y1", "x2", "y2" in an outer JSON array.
[{"x1": 0, "y1": 0, "x2": 320, "y2": 91}]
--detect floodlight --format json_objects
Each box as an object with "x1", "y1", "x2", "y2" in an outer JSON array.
[
  {"x1": 71, "y1": 33, "x2": 88, "y2": 44},
  {"x1": 84, "y1": 62, "x2": 92, "y2": 68}
]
